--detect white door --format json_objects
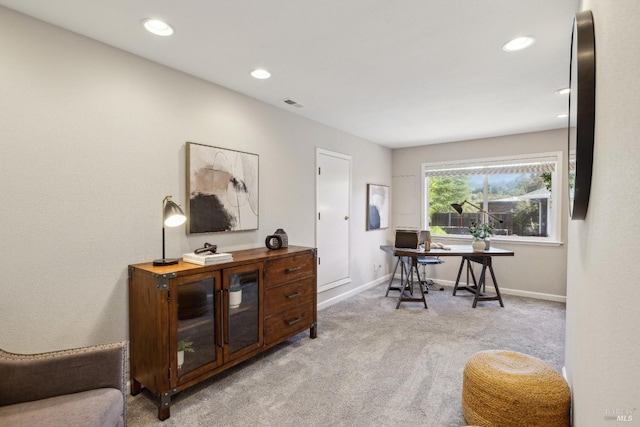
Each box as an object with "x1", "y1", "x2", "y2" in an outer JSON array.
[{"x1": 316, "y1": 149, "x2": 351, "y2": 292}]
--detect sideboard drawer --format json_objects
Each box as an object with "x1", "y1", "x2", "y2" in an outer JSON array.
[
  {"x1": 265, "y1": 301, "x2": 314, "y2": 345},
  {"x1": 265, "y1": 277, "x2": 314, "y2": 315},
  {"x1": 265, "y1": 252, "x2": 314, "y2": 287}
]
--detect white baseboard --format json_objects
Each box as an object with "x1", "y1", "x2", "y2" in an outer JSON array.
[
  {"x1": 316, "y1": 272, "x2": 565, "y2": 312},
  {"x1": 317, "y1": 275, "x2": 391, "y2": 311},
  {"x1": 496, "y1": 286, "x2": 566, "y2": 303},
  {"x1": 317, "y1": 277, "x2": 352, "y2": 293},
  {"x1": 393, "y1": 274, "x2": 566, "y2": 303}
]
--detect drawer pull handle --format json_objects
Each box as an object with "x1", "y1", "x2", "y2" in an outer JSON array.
[
  {"x1": 286, "y1": 292, "x2": 301, "y2": 299},
  {"x1": 285, "y1": 266, "x2": 302, "y2": 273},
  {"x1": 286, "y1": 317, "x2": 302, "y2": 326}
]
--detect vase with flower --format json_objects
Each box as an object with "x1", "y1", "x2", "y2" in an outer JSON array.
[{"x1": 468, "y1": 220, "x2": 495, "y2": 252}]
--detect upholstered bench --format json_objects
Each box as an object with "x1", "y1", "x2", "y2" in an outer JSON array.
[
  {"x1": 0, "y1": 342, "x2": 126, "y2": 426},
  {"x1": 462, "y1": 350, "x2": 571, "y2": 427}
]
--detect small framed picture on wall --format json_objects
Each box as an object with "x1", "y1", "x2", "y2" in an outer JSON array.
[{"x1": 367, "y1": 184, "x2": 389, "y2": 230}]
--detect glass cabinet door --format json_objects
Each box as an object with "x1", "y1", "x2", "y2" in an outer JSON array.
[
  {"x1": 224, "y1": 263, "x2": 263, "y2": 360},
  {"x1": 174, "y1": 272, "x2": 222, "y2": 380}
]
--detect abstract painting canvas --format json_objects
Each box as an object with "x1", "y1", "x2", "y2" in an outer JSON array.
[
  {"x1": 367, "y1": 184, "x2": 389, "y2": 230},
  {"x1": 187, "y1": 142, "x2": 259, "y2": 233}
]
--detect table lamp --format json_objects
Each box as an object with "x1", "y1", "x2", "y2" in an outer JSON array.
[
  {"x1": 153, "y1": 195, "x2": 187, "y2": 266},
  {"x1": 451, "y1": 200, "x2": 503, "y2": 223}
]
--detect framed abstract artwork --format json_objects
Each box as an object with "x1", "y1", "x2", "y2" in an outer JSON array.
[
  {"x1": 367, "y1": 184, "x2": 389, "y2": 230},
  {"x1": 186, "y1": 142, "x2": 259, "y2": 233}
]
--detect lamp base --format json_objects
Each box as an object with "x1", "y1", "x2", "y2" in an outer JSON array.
[{"x1": 153, "y1": 258, "x2": 179, "y2": 266}]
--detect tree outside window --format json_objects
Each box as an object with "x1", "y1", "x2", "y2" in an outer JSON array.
[{"x1": 424, "y1": 154, "x2": 559, "y2": 241}]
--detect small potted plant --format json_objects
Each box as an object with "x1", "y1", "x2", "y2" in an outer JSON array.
[
  {"x1": 177, "y1": 340, "x2": 195, "y2": 370},
  {"x1": 468, "y1": 220, "x2": 495, "y2": 251}
]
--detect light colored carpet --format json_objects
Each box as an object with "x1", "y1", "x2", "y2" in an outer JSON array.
[{"x1": 127, "y1": 280, "x2": 566, "y2": 426}]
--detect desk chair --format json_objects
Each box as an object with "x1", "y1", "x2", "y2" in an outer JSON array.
[{"x1": 417, "y1": 256, "x2": 445, "y2": 292}]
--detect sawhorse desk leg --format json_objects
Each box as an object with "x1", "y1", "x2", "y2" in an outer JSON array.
[
  {"x1": 395, "y1": 257, "x2": 428, "y2": 309},
  {"x1": 386, "y1": 256, "x2": 409, "y2": 296},
  {"x1": 453, "y1": 256, "x2": 504, "y2": 308}
]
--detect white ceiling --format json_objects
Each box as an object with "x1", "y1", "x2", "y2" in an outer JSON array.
[{"x1": 0, "y1": 0, "x2": 579, "y2": 149}]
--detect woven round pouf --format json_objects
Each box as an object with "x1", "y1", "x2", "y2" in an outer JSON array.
[{"x1": 462, "y1": 350, "x2": 571, "y2": 427}]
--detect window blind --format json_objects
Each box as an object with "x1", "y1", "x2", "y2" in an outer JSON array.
[{"x1": 423, "y1": 155, "x2": 557, "y2": 177}]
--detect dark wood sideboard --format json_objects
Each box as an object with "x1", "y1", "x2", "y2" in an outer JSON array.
[{"x1": 128, "y1": 246, "x2": 317, "y2": 420}]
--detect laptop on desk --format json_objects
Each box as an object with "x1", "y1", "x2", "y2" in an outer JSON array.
[{"x1": 394, "y1": 230, "x2": 429, "y2": 249}]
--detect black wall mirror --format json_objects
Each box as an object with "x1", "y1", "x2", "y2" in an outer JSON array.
[{"x1": 568, "y1": 10, "x2": 596, "y2": 220}]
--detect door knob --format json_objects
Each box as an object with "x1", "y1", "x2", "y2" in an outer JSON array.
[{"x1": 344, "y1": 216, "x2": 349, "y2": 220}]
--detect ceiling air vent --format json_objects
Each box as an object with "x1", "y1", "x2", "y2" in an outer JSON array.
[{"x1": 283, "y1": 98, "x2": 304, "y2": 108}]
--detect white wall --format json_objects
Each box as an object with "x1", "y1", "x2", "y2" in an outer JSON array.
[
  {"x1": 391, "y1": 129, "x2": 569, "y2": 298},
  {"x1": 0, "y1": 7, "x2": 392, "y2": 353},
  {"x1": 565, "y1": 1, "x2": 640, "y2": 425}
]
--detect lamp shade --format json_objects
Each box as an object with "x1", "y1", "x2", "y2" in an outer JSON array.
[
  {"x1": 451, "y1": 203, "x2": 464, "y2": 214},
  {"x1": 164, "y1": 199, "x2": 186, "y2": 227}
]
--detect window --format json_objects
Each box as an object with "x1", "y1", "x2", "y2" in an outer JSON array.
[{"x1": 422, "y1": 152, "x2": 562, "y2": 244}]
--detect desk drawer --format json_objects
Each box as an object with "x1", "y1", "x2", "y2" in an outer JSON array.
[
  {"x1": 265, "y1": 252, "x2": 314, "y2": 288},
  {"x1": 265, "y1": 301, "x2": 314, "y2": 345},
  {"x1": 265, "y1": 277, "x2": 314, "y2": 315}
]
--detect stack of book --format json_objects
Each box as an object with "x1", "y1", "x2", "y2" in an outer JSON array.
[{"x1": 182, "y1": 252, "x2": 233, "y2": 266}]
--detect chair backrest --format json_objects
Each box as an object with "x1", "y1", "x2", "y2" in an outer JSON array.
[{"x1": 0, "y1": 342, "x2": 126, "y2": 407}]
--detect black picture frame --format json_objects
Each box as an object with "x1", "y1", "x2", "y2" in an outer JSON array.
[{"x1": 568, "y1": 10, "x2": 596, "y2": 220}]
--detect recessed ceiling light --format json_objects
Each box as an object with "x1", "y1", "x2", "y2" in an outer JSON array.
[
  {"x1": 250, "y1": 69, "x2": 271, "y2": 79},
  {"x1": 142, "y1": 19, "x2": 174, "y2": 36},
  {"x1": 502, "y1": 36, "x2": 535, "y2": 52},
  {"x1": 557, "y1": 113, "x2": 568, "y2": 119},
  {"x1": 555, "y1": 88, "x2": 571, "y2": 95}
]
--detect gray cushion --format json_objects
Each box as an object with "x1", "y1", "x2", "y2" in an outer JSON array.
[{"x1": 0, "y1": 388, "x2": 123, "y2": 427}]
